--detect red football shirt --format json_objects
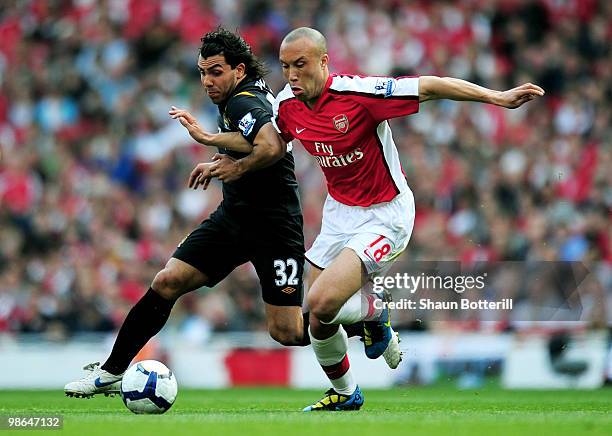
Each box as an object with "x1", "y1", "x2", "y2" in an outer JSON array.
[{"x1": 273, "y1": 73, "x2": 420, "y2": 207}]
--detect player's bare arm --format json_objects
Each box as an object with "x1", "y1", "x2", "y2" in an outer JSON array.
[
  {"x1": 418, "y1": 76, "x2": 545, "y2": 109},
  {"x1": 207, "y1": 122, "x2": 286, "y2": 183},
  {"x1": 169, "y1": 106, "x2": 254, "y2": 153}
]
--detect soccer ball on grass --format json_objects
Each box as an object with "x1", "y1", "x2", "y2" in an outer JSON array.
[{"x1": 120, "y1": 360, "x2": 177, "y2": 414}]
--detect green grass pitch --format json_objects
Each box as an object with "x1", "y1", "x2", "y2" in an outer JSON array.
[{"x1": 1, "y1": 386, "x2": 610, "y2": 435}]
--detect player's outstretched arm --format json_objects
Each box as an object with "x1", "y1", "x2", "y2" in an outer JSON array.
[
  {"x1": 418, "y1": 76, "x2": 545, "y2": 109},
  {"x1": 208, "y1": 123, "x2": 287, "y2": 183},
  {"x1": 169, "y1": 106, "x2": 254, "y2": 153}
]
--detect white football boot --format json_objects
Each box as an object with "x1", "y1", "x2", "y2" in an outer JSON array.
[{"x1": 64, "y1": 362, "x2": 123, "y2": 398}]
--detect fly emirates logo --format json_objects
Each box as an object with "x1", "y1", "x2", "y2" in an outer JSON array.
[{"x1": 313, "y1": 142, "x2": 364, "y2": 168}]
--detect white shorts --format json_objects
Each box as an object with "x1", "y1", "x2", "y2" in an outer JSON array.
[{"x1": 306, "y1": 189, "x2": 415, "y2": 276}]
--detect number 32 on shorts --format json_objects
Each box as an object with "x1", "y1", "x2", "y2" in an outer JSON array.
[{"x1": 273, "y1": 258, "x2": 299, "y2": 286}]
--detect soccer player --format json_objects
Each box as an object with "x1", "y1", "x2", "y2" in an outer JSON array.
[
  {"x1": 64, "y1": 28, "x2": 307, "y2": 398},
  {"x1": 206, "y1": 27, "x2": 544, "y2": 411}
]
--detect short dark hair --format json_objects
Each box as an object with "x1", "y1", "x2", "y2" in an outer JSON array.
[{"x1": 199, "y1": 27, "x2": 267, "y2": 80}]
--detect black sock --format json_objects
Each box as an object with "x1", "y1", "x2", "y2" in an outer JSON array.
[
  {"x1": 298, "y1": 312, "x2": 364, "y2": 346},
  {"x1": 343, "y1": 321, "x2": 364, "y2": 339},
  {"x1": 101, "y1": 288, "x2": 175, "y2": 375},
  {"x1": 298, "y1": 312, "x2": 311, "y2": 346}
]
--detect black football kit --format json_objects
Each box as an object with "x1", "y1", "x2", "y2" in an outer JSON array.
[{"x1": 173, "y1": 77, "x2": 305, "y2": 306}]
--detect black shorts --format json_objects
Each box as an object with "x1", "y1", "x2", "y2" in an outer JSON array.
[{"x1": 172, "y1": 204, "x2": 305, "y2": 306}]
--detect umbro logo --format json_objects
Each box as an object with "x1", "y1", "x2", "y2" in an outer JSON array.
[
  {"x1": 281, "y1": 286, "x2": 296, "y2": 294},
  {"x1": 295, "y1": 127, "x2": 306, "y2": 134}
]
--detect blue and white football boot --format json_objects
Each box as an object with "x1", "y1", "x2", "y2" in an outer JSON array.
[
  {"x1": 363, "y1": 293, "x2": 402, "y2": 369},
  {"x1": 302, "y1": 385, "x2": 364, "y2": 411},
  {"x1": 64, "y1": 362, "x2": 123, "y2": 398}
]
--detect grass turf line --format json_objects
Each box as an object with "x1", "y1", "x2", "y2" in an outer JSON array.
[{"x1": 0, "y1": 387, "x2": 610, "y2": 436}]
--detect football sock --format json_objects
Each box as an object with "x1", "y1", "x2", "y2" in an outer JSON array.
[
  {"x1": 101, "y1": 288, "x2": 175, "y2": 375},
  {"x1": 326, "y1": 292, "x2": 383, "y2": 325},
  {"x1": 343, "y1": 321, "x2": 364, "y2": 339},
  {"x1": 299, "y1": 312, "x2": 311, "y2": 346},
  {"x1": 299, "y1": 312, "x2": 363, "y2": 346},
  {"x1": 309, "y1": 325, "x2": 356, "y2": 395}
]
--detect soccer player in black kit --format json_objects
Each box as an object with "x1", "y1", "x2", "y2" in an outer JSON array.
[{"x1": 64, "y1": 28, "x2": 308, "y2": 397}]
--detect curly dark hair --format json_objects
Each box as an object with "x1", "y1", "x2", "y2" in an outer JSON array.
[{"x1": 199, "y1": 27, "x2": 268, "y2": 80}]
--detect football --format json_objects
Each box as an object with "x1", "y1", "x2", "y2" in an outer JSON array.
[{"x1": 120, "y1": 360, "x2": 178, "y2": 414}]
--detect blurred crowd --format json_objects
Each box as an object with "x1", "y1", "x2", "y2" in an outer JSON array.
[{"x1": 0, "y1": 0, "x2": 610, "y2": 339}]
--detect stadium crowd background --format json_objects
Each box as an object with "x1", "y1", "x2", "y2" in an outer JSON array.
[{"x1": 0, "y1": 0, "x2": 609, "y2": 341}]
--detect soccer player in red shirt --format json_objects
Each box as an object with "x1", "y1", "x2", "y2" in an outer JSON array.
[
  {"x1": 272, "y1": 27, "x2": 543, "y2": 411},
  {"x1": 189, "y1": 27, "x2": 544, "y2": 411}
]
